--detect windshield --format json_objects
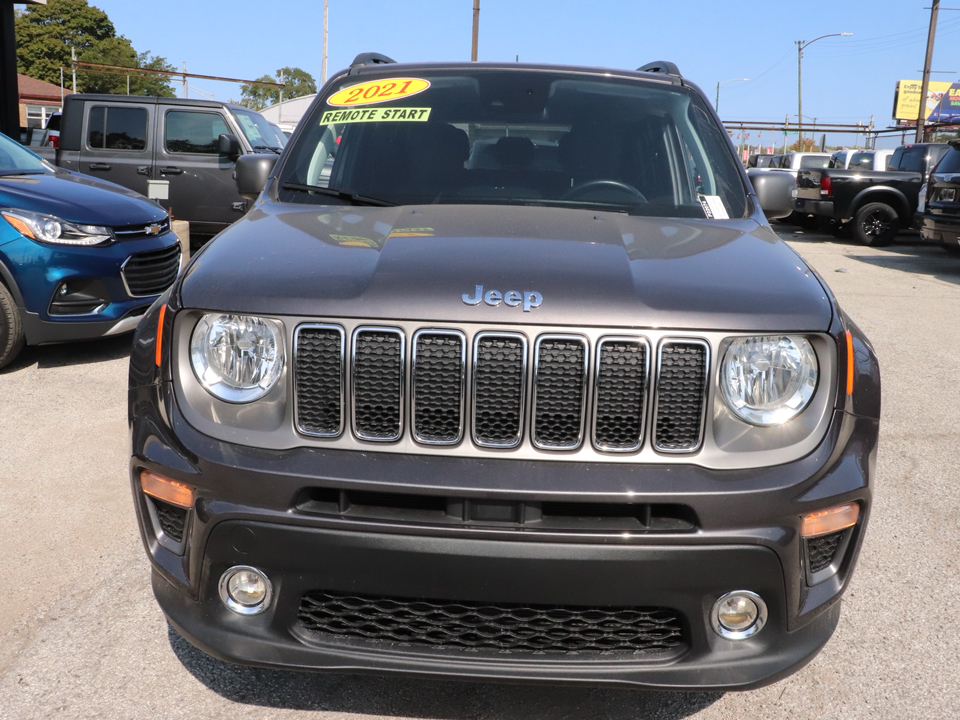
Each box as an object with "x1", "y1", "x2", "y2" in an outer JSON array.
[
  {"x1": 233, "y1": 108, "x2": 284, "y2": 151},
  {"x1": 278, "y1": 69, "x2": 749, "y2": 219},
  {"x1": 0, "y1": 133, "x2": 52, "y2": 176}
]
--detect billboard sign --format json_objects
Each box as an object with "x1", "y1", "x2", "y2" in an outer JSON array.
[{"x1": 894, "y1": 80, "x2": 960, "y2": 124}]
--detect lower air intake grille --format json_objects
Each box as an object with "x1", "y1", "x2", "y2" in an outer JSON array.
[
  {"x1": 298, "y1": 590, "x2": 685, "y2": 654},
  {"x1": 121, "y1": 244, "x2": 181, "y2": 297},
  {"x1": 807, "y1": 530, "x2": 845, "y2": 573},
  {"x1": 654, "y1": 341, "x2": 708, "y2": 452},
  {"x1": 151, "y1": 498, "x2": 186, "y2": 542}
]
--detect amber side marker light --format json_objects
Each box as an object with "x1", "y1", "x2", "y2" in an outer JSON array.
[
  {"x1": 802, "y1": 502, "x2": 860, "y2": 538},
  {"x1": 141, "y1": 470, "x2": 194, "y2": 509},
  {"x1": 155, "y1": 303, "x2": 168, "y2": 367},
  {"x1": 845, "y1": 331, "x2": 855, "y2": 396}
]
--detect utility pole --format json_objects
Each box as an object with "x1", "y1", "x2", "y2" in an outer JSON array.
[
  {"x1": 916, "y1": 0, "x2": 940, "y2": 142},
  {"x1": 71, "y1": 47, "x2": 77, "y2": 92},
  {"x1": 322, "y1": 0, "x2": 329, "y2": 83},
  {"x1": 472, "y1": 0, "x2": 480, "y2": 62}
]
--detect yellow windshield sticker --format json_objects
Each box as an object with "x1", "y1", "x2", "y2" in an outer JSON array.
[
  {"x1": 320, "y1": 107, "x2": 431, "y2": 124},
  {"x1": 327, "y1": 78, "x2": 431, "y2": 107}
]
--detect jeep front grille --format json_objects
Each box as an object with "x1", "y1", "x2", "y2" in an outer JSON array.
[{"x1": 294, "y1": 325, "x2": 709, "y2": 455}]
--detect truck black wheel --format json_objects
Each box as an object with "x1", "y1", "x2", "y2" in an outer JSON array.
[
  {"x1": 854, "y1": 202, "x2": 899, "y2": 246},
  {"x1": 0, "y1": 283, "x2": 25, "y2": 370}
]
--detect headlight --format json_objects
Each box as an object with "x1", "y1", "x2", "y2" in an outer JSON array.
[
  {"x1": 720, "y1": 335, "x2": 818, "y2": 426},
  {"x1": 1, "y1": 209, "x2": 112, "y2": 246},
  {"x1": 190, "y1": 314, "x2": 284, "y2": 403}
]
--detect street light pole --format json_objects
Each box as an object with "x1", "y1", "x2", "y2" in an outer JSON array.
[
  {"x1": 322, "y1": 0, "x2": 329, "y2": 83},
  {"x1": 715, "y1": 77, "x2": 749, "y2": 114},
  {"x1": 797, "y1": 32, "x2": 852, "y2": 150},
  {"x1": 472, "y1": 0, "x2": 480, "y2": 62}
]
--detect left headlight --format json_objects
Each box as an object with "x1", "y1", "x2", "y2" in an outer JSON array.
[
  {"x1": 190, "y1": 314, "x2": 285, "y2": 403},
  {"x1": 720, "y1": 335, "x2": 818, "y2": 426},
  {"x1": 1, "y1": 209, "x2": 112, "y2": 246}
]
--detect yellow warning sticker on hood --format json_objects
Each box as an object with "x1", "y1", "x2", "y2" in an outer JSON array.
[
  {"x1": 320, "y1": 107, "x2": 431, "y2": 124},
  {"x1": 327, "y1": 78, "x2": 430, "y2": 106}
]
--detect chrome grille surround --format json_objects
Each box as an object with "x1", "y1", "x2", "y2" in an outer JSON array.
[
  {"x1": 294, "y1": 324, "x2": 346, "y2": 438},
  {"x1": 412, "y1": 329, "x2": 467, "y2": 445},
  {"x1": 531, "y1": 334, "x2": 589, "y2": 450},
  {"x1": 592, "y1": 336, "x2": 651, "y2": 453},
  {"x1": 174, "y1": 314, "x2": 837, "y2": 470},
  {"x1": 351, "y1": 327, "x2": 405, "y2": 442}
]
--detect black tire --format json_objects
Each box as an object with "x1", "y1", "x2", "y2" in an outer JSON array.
[
  {"x1": 853, "y1": 202, "x2": 899, "y2": 247},
  {"x1": 0, "y1": 282, "x2": 25, "y2": 370}
]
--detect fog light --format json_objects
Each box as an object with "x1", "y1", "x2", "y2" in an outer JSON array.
[
  {"x1": 218, "y1": 566, "x2": 272, "y2": 615},
  {"x1": 711, "y1": 590, "x2": 767, "y2": 640}
]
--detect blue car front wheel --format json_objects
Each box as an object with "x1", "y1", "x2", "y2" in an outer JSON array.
[{"x1": 0, "y1": 282, "x2": 25, "y2": 370}]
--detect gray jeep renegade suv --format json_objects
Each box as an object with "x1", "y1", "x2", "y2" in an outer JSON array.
[{"x1": 128, "y1": 55, "x2": 880, "y2": 690}]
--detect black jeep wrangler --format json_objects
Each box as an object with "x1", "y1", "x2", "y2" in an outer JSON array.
[{"x1": 128, "y1": 55, "x2": 880, "y2": 690}]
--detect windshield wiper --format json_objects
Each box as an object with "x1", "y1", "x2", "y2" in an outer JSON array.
[
  {"x1": 281, "y1": 182, "x2": 396, "y2": 206},
  {"x1": 253, "y1": 145, "x2": 283, "y2": 155}
]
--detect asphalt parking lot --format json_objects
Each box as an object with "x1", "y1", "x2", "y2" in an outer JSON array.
[{"x1": 1, "y1": 226, "x2": 958, "y2": 719}]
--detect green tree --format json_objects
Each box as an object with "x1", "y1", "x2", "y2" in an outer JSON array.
[
  {"x1": 15, "y1": 0, "x2": 175, "y2": 96},
  {"x1": 240, "y1": 67, "x2": 316, "y2": 110}
]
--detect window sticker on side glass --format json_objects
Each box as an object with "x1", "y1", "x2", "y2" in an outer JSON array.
[
  {"x1": 698, "y1": 195, "x2": 729, "y2": 219},
  {"x1": 327, "y1": 78, "x2": 431, "y2": 106},
  {"x1": 320, "y1": 107, "x2": 432, "y2": 124}
]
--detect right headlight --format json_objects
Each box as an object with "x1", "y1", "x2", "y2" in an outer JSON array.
[
  {"x1": 0, "y1": 209, "x2": 112, "y2": 246},
  {"x1": 190, "y1": 313, "x2": 284, "y2": 403},
  {"x1": 720, "y1": 335, "x2": 818, "y2": 426}
]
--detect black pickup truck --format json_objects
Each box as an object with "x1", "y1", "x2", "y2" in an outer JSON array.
[
  {"x1": 794, "y1": 143, "x2": 948, "y2": 245},
  {"x1": 30, "y1": 95, "x2": 282, "y2": 242}
]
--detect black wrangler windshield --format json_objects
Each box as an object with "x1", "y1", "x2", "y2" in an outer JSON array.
[{"x1": 279, "y1": 69, "x2": 749, "y2": 219}]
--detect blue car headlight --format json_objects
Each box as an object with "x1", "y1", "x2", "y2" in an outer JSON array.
[{"x1": 1, "y1": 209, "x2": 112, "y2": 246}]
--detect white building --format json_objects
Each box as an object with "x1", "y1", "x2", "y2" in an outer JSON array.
[{"x1": 260, "y1": 94, "x2": 317, "y2": 135}]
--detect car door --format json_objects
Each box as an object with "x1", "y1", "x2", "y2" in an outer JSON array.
[
  {"x1": 154, "y1": 106, "x2": 246, "y2": 235},
  {"x1": 77, "y1": 101, "x2": 153, "y2": 196}
]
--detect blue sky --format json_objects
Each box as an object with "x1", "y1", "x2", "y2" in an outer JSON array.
[{"x1": 86, "y1": 1, "x2": 960, "y2": 149}]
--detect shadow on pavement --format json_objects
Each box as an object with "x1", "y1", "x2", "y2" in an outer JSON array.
[
  {"x1": 0, "y1": 332, "x2": 133, "y2": 374},
  {"x1": 169, "y1": 626, "x2": 723, "y2": 719}
]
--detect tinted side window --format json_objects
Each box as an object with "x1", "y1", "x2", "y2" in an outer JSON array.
[
  {"x1": 934, "y1": 148, "x2": 960, "y2": 174},
  {"x1": 800, "y1": 156, "x2": 829, "y2": 169},
  {"x1": 897, "y1": 147, "x2": 925, "y2": 173},
  {"x1": 87, "y1": 106, "x2": 147, "y2": 150},
  {"x1": 165, "y1": 111, "x2": 229, "y2": 154}
]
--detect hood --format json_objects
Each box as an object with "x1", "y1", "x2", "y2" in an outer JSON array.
[
  {"x1": 180, "y1": 203, "x2": 833, "y2": 332},
  {"x1": 0, "y1": 171, "x2": 166, "y2": 226}
]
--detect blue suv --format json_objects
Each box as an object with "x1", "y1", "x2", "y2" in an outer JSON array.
[{"x1": 0, "y1": 132, "x2": 181, "y2": 369}]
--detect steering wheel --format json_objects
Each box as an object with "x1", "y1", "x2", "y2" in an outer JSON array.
[{"x1": 562, "y1": 179, "x2": 647, "y2": 202}]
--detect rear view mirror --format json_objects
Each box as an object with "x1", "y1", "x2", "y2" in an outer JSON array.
[
  {"x1": 746, "y1": 169, "x2": 795, "y2": 221},
  {"x1": 218, "y1": 133, "x2": 242, "y2": 162},
  {"x1": 235, "y1": 154, "x2": 280, "y2": 201}
]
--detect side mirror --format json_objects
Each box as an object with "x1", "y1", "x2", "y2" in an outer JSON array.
[
  {"x1": 218, "y1": 133, "x2": 242, "y2": 162},
  {"x1": 235, "y1": 154, "x2": 279, "y2": 201},
  {"x1": 746, "y1": 169, "x2": 795, "y2": 221}
]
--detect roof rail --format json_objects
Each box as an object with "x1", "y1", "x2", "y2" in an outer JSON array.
[
  {"x1": 350, "y1": 52, "x2": 397, "y2": 69},
  {"x1": 636, "y1": 60, "x2": 682, "y2": 78}
]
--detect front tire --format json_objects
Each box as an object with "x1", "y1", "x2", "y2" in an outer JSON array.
[
  {"x1": 0, "y1": 283, "x2": 25, "y2": 370},
  {"x1": 854, "y1": 202, "x2": 899, "y2": 246}
]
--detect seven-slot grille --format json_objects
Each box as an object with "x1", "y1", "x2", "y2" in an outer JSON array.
[
  {"x1": 295, "y1": 325, "x2": 709, "y2": 454},
  {"x1": 121, "y1": 244, "x2": 181, "y2": 297}
]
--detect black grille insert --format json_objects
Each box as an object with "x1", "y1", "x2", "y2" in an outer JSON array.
[
  {"x1": 151, "y1": 498, "x2": 186, "y2": 542},
  {"x1": 807, "y1": 530, "x2": 845, "y2": 573},
  {"x1": 473, "y1": 334, "x2": 526, "y2": 447},
  {"x1": 298, "y1": 590, "x2": 686, "y2": 654},
  {"x1": 122, "y1": 244, "x2": 181, "y2": 297},
  {"x1": 533, "y1": 337, "x2": 587, "y2": 449},
  {"x1": 654, "y1": 341, "x2": 708, "y2": 452},
  {"x1": 594, "y1": 339, "x2": 648, "y2": 451},
  {"x1": 352, "y1": 328, "x2": 404, "y2": 441},
  {"x1": 296, "y1": 326, "x2": 344, "y2": 437},
  {"x1": 413, "y1": 331, "x2": 465, "y2": 444}
]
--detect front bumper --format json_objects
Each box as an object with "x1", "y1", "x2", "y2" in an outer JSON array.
[
  {"x1": 919, "y1": 213, "x2": 960, "y2": 250},
  {"x1": 130, "y1": 379, "x2": 876, "y2": 690}
]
